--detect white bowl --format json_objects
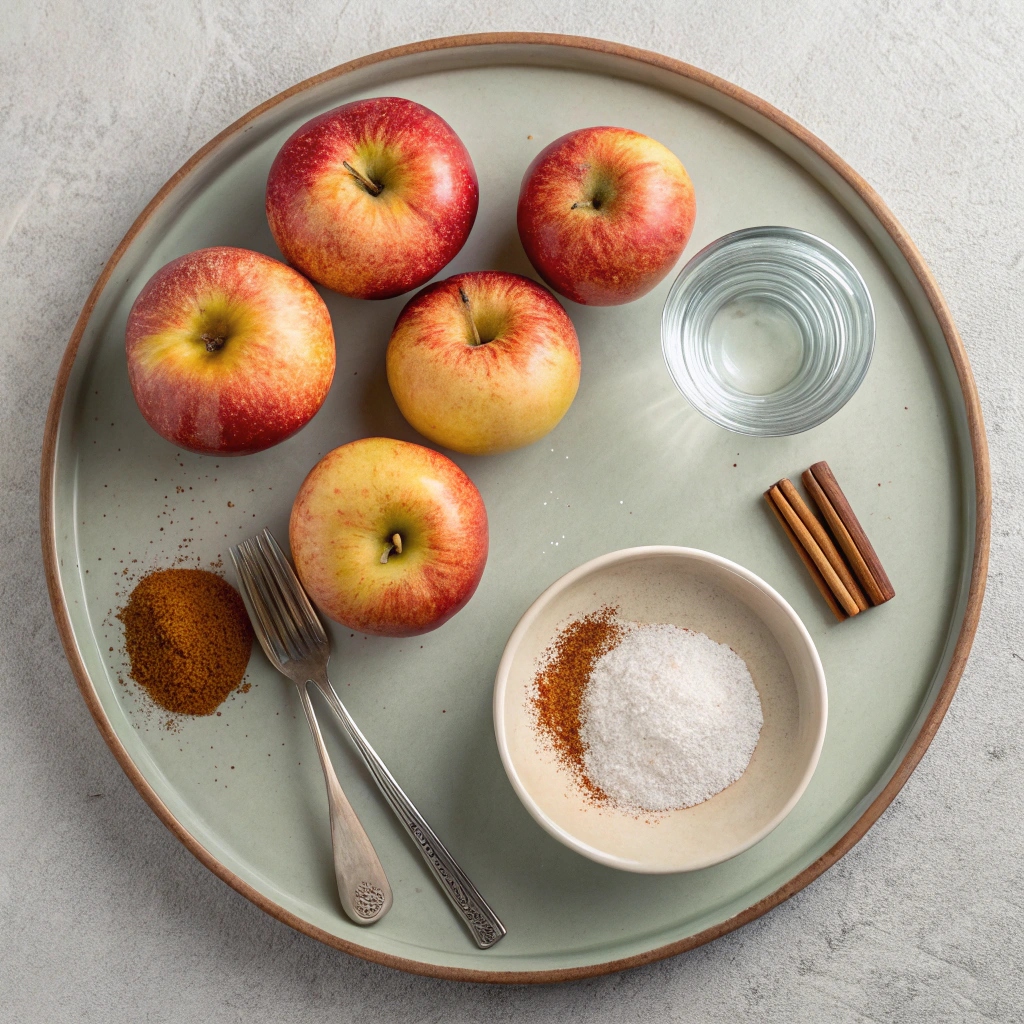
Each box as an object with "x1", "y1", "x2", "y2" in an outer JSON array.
[{"x1": 493, "y1": 547, "x2": 827, "y2": 873}]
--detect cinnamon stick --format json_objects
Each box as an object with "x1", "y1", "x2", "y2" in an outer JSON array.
[
  {"x1": 801, "y1": 470, "x2": 885, "y2": 605},
  {"x1": 806, "y1": 462, "x2": 895, "y2": 604},
  {"x1": 777, "y1": 478, "x2": 869, "y2": 612},
  {"x1": 764, "y1": 490, "x2": 846, "y2": 621},
  {"x1": 767, "y1": 485, "x2": 860, "y2": 617}
]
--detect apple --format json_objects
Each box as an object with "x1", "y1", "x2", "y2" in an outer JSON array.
[
  {"x1": 266, "y1": 96, "x2": 479, "y2": 300},
  {"x1": 289, "y1": 437, "x2": 488, "y2": 637},
  {"x1": 125, "y1": 246, "x2": 335, "y2": 455},
  {"x1": 517, "y1": 126, "x2": 696, "y2": 306},
  {"x1": 386, "y1": 271, "x2": 581, "y2": 456}
]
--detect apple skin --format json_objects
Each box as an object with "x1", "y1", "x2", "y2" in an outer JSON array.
[
  {"x1": 289, "y1": 438, "x2": 488, "y2": 637},
  {"x1": 517, "y1": 126, "x2": 696, "y2": 306},
  {"x1": 266, "y1": 97, "x2": 479, "y2": 300},
  {"x1": 125, "y1": 246, "x2": 335, "y2": 455},
  {"x1": 386, "y1": 271, "x2": 581, "y2": 456}
]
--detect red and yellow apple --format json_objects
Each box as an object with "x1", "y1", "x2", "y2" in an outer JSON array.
[
  {"x1": 386, "y1": 271, "x2": 580, "y2": 456},
  {"x1": 125, "y1": 246, "x2": 335, "y2": 455},
  {"x1": 289, "y1": 438, "x2": 488, "y2": 637},
  {"x1": 266, "y1": 96, "x2": 479, "y2": 300},
  {"x1": 517, "y1": 126, "x2": 696, "y2": 306}
]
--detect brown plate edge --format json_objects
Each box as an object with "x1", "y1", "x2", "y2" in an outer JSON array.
[{"x1": 38, "y1": 31, "x2": 991, "y2": 985}]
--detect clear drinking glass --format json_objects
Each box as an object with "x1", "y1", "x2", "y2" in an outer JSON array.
[{"x1": 661, "y1": 226, "x2": 875, "y2": 436}]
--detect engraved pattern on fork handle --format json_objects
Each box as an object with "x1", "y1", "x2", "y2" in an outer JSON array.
[
  {"x1": 310, "y1": 673, "x2": 506, "y2": 949},
  {"x1": 403, "y1": 820, "x2": 501, "y2": 947}
]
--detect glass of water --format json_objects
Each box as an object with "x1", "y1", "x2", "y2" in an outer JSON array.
[{"x1": 661, "y1": 226, "x2": 874, "y2": 436}]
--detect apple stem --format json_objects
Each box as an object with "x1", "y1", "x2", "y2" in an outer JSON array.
[
  {"x1": 343, "y1": 161, "x2": 383, "y2": 196},
  {"x1": 571, "y1": 199, "x2": 596, "y2": 210},
  {"x1": 380, "y1": 533, "x2": 403, "y2": 564},
  {"x1": 201, "y1": 332, "x2": 227, "y2": 353},
  {"x1": 458, "y1": 287, "x2": 483, "y2": 346}
]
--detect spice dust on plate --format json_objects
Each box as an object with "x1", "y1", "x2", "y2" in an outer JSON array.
[{"x1": 531, "y1": 608, "x2": 763, "y2": 814}]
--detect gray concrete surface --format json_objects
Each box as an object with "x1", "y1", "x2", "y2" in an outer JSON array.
[{"x1": 2, "y1": 1, "x2": 1022, "y2": 1020}]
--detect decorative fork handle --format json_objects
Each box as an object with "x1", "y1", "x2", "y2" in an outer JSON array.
[
  {"x1": 310, "y1": 672, "x2": 506, "y2": 949},
  {"x1": 295, "y1": 680, "x2": 393, "y2": 926}
]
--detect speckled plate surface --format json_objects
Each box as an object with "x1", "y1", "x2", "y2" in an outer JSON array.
[{"x1": 41, "y1": 34, "x2": 989, "y2": 982}]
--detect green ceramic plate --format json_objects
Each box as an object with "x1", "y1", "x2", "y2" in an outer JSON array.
[{"x1": 41, "y1": 35, "x2": 989, "y2": 982}]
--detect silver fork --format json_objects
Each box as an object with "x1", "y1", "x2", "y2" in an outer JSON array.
[
  {"x1": 231, "y1": 536, "x2": 392, "y2": 927},
  {"x1": 231, "y1": 529, "x2": 506, "y2": 950}
]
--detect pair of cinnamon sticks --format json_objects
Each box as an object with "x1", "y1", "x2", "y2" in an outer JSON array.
[{"x1": 765, "y1": 461, "x2": 894, "y2": 622}]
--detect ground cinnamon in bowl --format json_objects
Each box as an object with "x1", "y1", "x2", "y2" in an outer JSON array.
[
  {"x1": 117, "y1": 568, "x2": 253, "y2": 716},
  {"x1": 530, "y1": 606, "x2": 624, "y2": 800}
]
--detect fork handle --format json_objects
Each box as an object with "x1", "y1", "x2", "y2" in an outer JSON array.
[
  {"x1": 310, "y1": 674, "x2": 506, "y2": 949},
  {"x1": 296, "y1": 680, "x2": 393, "y2": 926}
]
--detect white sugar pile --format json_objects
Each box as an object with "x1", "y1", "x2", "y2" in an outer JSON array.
[{"x1": 580, "y1": 622, "x2": 763, "y2": 812}]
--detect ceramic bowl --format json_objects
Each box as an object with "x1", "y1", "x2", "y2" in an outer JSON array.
[{"x1": 493, "y1": 546, "x2": 827, "y2": 873}]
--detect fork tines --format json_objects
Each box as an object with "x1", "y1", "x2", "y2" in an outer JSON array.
[{"x1": 230, "y1": 529, "x2": 327, "y2": 667}]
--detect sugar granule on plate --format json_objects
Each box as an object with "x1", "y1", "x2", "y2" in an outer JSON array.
[{"x1": 579, "y1": 623, "x2": 763, "y2": 812}]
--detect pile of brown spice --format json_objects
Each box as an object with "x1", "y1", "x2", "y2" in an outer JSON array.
[
  {"x1": 117, "y1": 568, "x2": 253, "y2": 717},
  {"x1": 530, "y1": 606, "x2": 624, "y2": 800}
]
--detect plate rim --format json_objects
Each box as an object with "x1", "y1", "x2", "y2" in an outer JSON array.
[{"x1": 39, "y1": 32, "x2": 992, "y2": 984}]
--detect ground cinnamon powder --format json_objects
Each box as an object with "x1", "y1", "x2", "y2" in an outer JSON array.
[
  {"x1": 531, "y1": 606, "x2": 624, "y2": 799},
  {"x1": 117, "y1": 568, "x2": 253, "y2": 716}
]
